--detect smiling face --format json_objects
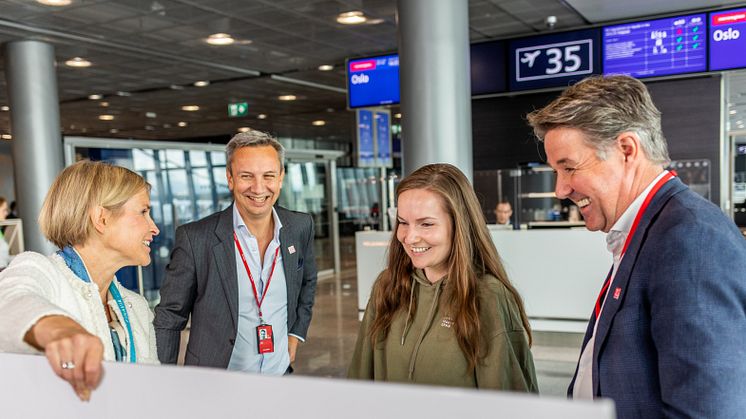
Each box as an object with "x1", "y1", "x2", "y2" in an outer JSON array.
[
  {"x1": 544, "y1": 127, "x2": 633, "y2": 233},
  {"x1": 104, "y1": 188, "x2": 159, "y2": 266},
  {"x1": 227, "y1": 145, "x2": 285, "y2": 223},
  {"x1": 396, "y1": 188, "x2": 453, "y2": 283}
]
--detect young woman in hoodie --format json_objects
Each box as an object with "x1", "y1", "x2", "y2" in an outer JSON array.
[{"x1": 348, "y1": 163, "x2": 537, "y2": 391}]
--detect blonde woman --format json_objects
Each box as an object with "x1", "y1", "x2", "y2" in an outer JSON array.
[
  {"x1": 0, "y1": 161, "x2": 160, "y2": 400},
  {"x1": 348, "y1": 163, "x2": 537, "y2": 391}
]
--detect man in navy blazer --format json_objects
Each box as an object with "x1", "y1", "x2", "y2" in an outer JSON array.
[
  {"x1": 528, "y1": 75, "x2": 746, "y2": 418},
  {"x1": 154, "y1": 130, "x2": 318, "y2": 374}
]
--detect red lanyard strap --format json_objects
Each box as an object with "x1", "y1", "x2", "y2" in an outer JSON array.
[
  {"x1": 233, "y1": 231, "x2": 280, "y2": 320},
  {"x1": 594, "y1": 170, "x2": 675, "y2": 320}
]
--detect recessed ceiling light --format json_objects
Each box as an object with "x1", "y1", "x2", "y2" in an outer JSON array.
[
  {"x1": 146, "y1": 112, "x2": 157, "y2": 118},
  {"x1": 257, "y1": 114, "x2": 267, "y2": 119},
  {"x1": 109, "y1": 128, "x2": 119, "y2": 134},
  {"x1": 278, "y1": 95, "x2": 297, "y2": 101},
  {"x1": 366, "y1": 18, "x2": 384, "y2": 25},
  {"x1": 145, "y1": 125, "x2": 155, "y2": 131},
  {"x1": 116, "y1": 91, "x2": 131, "y2": 97},
  {"x1": 88, "y1": 94, "x2": 102, "y2": 100},
  {"x1": 170, "y1": 84, "x2": 185, "y2": 90},
  {"x1": 65, "y1": 57, "x2": 91, "y2": 68},
  {"x1": 37, "y1": 0, "x2": 71, "y2": 6},
  {"x1": 98, "y1": 114, "x2": 114, "y2": 121},
  {"x1": 0, "y1": 106, "x2": 9, "y2": 112},
  {"x1": 318, "y1": 64, "x2": 334, "y2": 71},
  {"x1": 1, "y1": 134, "x2": 12, "y2": 140},
  {"x1": 181, "y1": 105, "x2": 200, "y2": 111},
  {"x1": 193, "y1": 80, "x2": 210, "y2": 87},
  {"x1": 100, "y1": 101, "x2": 109, "y2": 107},
  {"x1": 238, "y1": 127, "x2": 251, "y2": 133},
  {"x1": 178, "y1": 121, "x2": 188, "y2": 127},
  {"x1": 312, "y1": 120, "x2": 326, "y2": 126},
  {"x1": 337, "y1": 11, "x2": 367, "y2": 25},
  {"x1": 395, "y1": 113, "x2": 402, "y2": 118},
  {"x1": 163, "y1": 123, "x2": 172, "y2": 128},
  {"x1": 206, "y1": 33, "x2": 234, "y2": 46}
]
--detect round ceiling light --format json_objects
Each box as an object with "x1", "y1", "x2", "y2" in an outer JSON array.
[
  {"x1": 278, "y1": 95, "x2": 297, "y2": 101},
  {"x1": 318, "y1": 64, "x2": 334, "y2": 71},
  {"x1": 65, "y1": 57, "x2": 91, "y2": 68},
  {"x1": 37, "y1": 0, "x2": 72, "y2": 6},
  {"x1": 98, "y1": 114, "x2": 115, "y2": 121},
  {"x1": 337, "y1": 11, "x2": 367, "y2": 25},
  {"x1": 193, "y1": 80, "x2": 210, "y2": 87},
  {"x1": 206, "y1": 33, "x2": 235, "y2": 46},
  {"x1": 181, "y1": 105, "x2": 200, "y2": 112},
  {"x1": 312, "y1": 120, "x2": 326, "y2": 126}
]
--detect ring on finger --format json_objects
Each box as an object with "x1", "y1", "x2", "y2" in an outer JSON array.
[{"x1": 61, "y1": 361, "x2": 76, "y2": 370}]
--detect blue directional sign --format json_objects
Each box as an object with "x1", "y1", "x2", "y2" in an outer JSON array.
[
  {"x1": 357, "y1": 109, "x2": 375, "y2": 167},
  {"x1": 375, "y1": 111, "x2": 392, "y2": 168},
  {"x1": 509, "y1": 29, "x2": 600, "y2": 91}
]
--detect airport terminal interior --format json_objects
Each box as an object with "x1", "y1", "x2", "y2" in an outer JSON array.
[{"x1": 2, "y1": 0, "x2": 746, "y2": 401}]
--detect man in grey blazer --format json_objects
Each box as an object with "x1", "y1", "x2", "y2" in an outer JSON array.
[{"x1": 154, "y1": 130, "x2": 318, "y2": 375}]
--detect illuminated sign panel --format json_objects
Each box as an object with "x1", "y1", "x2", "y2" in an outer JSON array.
[
  {"x1": 709, "y1": 8, "x2": 746, "y2": 70},
  {"x1": 603, "y1": 14, "x2": 707, "y2": 78}
]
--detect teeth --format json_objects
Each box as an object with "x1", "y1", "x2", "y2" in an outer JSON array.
[
  {"x1": 248, "y1": 196, "x2": 267, "y2": 202},
  {"x1": 411, "y1": 247, "x2": 430, "y2": 253},
  {"x1": 142, "y1": 241, "x2": 150, "y2": 247},
  {"x1": 577, "y1": 198, "x2": 591, "y2": 208}
]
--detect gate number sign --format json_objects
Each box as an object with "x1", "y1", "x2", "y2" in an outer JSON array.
[{"x1": 515, "y1": 39, "x2": 594, "y2": 81}]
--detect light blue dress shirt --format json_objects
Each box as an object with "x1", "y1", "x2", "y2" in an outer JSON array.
[{"x1": 228, "y1": 205, "x2": 290, "y2": 375}]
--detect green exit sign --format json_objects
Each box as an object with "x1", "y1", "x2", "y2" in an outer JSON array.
[{"x1": 228, "y1": 102, "x2": 248, "y2": 117}]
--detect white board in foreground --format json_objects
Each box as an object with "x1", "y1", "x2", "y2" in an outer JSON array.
[{"x1": 0, "y1": 353, "x2": 615, "y2": 419}]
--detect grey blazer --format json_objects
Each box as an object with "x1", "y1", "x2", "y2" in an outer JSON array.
[{"x1": 153, "y1": 204, "x2": 318, "y2": 367}]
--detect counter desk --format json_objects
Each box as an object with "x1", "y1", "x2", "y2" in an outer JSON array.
[{"x1": 355, "y1": 227, "x2": 609, "y2": 332}]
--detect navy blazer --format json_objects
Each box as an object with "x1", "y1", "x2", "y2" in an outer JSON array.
[
  {"x1": 568, "y1": 177, "x2": 746, "y2": 418},
  {"x1": 154, "y1": 204, "x2": 318, "y2": 368}
]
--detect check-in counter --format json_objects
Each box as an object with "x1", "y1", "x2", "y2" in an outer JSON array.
[{"x1": 355, "y1": 228, "x2": 609, "y2": 332}]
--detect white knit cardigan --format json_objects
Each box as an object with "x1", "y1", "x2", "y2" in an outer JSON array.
[{"x1": 0, "y1": 251, "x2": 158, "y2": 364}]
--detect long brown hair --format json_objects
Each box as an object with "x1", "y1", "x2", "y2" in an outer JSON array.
[{"x1": 368, "y1": 163, "x2": 532, "y2": 372}]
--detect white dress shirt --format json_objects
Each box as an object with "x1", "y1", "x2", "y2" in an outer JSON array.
[
  {"x1": 228, "y1": 205, "x2": 290, "y2": 375},
  {"x1": 574, "y1": 170, "x2": 670, "y2": 399}
]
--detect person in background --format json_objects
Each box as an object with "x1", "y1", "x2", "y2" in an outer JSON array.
[
  {"x1": 7, "y1": 200, "x2": 18, "y2": 219},
  {"x1": 494, "y1": 199, "x2": 513, "y2": 226},
  {"x1": 0, "y1": 197, "x2": 10, "y2": 269},
  {"x1": 0, "y1": 161, "x2": 160, "y2": 401},
  {"x1": 154, "y1": 130, "x2": 318, "y2": 375},
  {"x1": 527, "y1": 75, "x2": 746, "y2": 418},
  {"x1": 348, "y1": 163, "x2": 537, "y2": 391}
]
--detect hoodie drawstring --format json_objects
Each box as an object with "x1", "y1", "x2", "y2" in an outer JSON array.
[
  {"x1": 401, "y1": 276, "x2": 416, "y2": 345},
  {"x1": 407, "y1": 279, "x2": 443, "y2": 380}
]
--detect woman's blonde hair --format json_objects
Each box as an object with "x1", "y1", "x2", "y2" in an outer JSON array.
[
  {"x1": 39, "y1": 160, "x2": 150, "y2": 248},
  {"x1": 369, "y1": 163, "x2": 531, "y2": 372}
]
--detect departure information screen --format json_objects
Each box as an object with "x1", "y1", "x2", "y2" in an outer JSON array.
[
  {"x1": 347, "y1": 54, "x2": 400, "y2": 109},
  {"x1": 709, "y1": 8, "x2": 746, "y2": 71},
  {"x1": 603, "y1": 14, "x2": 706, "y2": 78}
]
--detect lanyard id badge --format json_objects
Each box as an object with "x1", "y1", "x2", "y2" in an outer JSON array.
[
  {"x1": 234, "y1": 232, "x2": 281, "y2": 354},
  {"x1": 256, "y1": 324, "x2": 275, "y2": 354}
]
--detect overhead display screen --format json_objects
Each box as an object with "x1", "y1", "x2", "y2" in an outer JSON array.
[
  {"x1": 508, "y1": 29, "x2": 601, "y2": 92},
  {"x1": 709, "y1": 8, "x2": 746, "y2": 71},
  {"x1": 603, "y1": 14, "x2": 707, "y2": 78},
  {"x1": 347, "y1": 54, "x2": 400, "y2": 109}
]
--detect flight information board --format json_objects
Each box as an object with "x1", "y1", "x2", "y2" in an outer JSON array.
[
  {"x1": 709, "y1": 8, "x2": 746, "y2": 71},
  {"x1": 347, "y1": 54, "x2": 400, "y2": 109},
  {"x1": 508, "y1": 29, "x2": 600, "y2": 91},
  {"x1": 603, "y1": 14, "x2": 706, "y2": 78}
]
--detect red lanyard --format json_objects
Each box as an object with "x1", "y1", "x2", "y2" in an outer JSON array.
[
  {"x1": 594, "y1": 170, "x2": 676, "y2": 319},
  {"x1": 233, "y1": 231, "x2": 280, "y2": 322}
]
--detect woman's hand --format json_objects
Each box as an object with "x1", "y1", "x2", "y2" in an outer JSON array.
[{"x1": 24, "y1": 315, "x2": 104, "y2": 401}]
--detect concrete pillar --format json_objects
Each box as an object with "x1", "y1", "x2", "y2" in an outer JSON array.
[
  {"x1": 4, "y1": 40, "x2": 63, "y2": 254},
  {"x1": 397, "y1": 0, "x2": 473, "y2": 181}
]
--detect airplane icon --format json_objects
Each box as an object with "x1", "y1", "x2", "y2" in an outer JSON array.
[{"x1": 520, "y1": 50, "x2": 541, "y2": 68}]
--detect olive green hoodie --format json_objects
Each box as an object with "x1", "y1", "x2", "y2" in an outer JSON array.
[{"x1": 348, "y1": 269, "x2": 538, "y2": 391}]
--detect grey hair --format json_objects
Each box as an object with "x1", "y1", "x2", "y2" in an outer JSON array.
[
  {"x1": 225, "y1": 130, "x2": 285, "y2": 172},
  {"x1": 526, "y1": 75, "x2": 670, "y2": 165}
]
